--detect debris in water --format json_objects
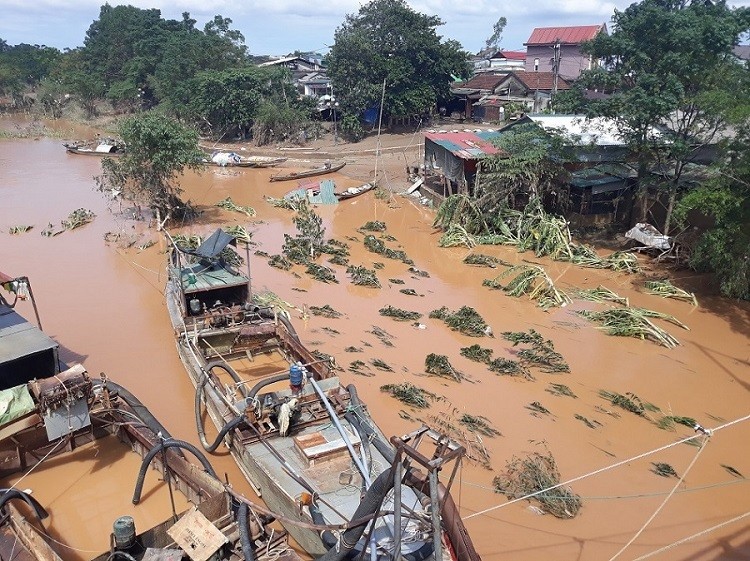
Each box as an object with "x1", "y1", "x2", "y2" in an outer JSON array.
[
  {"x1": 389, "y1": 278, "x2": 406, "y2": 285},
  {"x1": 460, "y1": 344, "x2": 493, "y2": 363},
  {"x1": 425, "y1": 353, "x2": 463, "y2": 382},
  {"x1": 9, "y1": 225, "x2": 33, "y2": 234},
  {"x1": 225, "y1": 224, "x2": 253, "y2": 244},
  {"x1": 400, "y1": 288, "x2": 419, "y2": 296},
  {"x1": 502, "y1": 329, "x2": 570, "y2": 373},
  {"x1": 363, "y1": 235, "x2": 413, "y2": 264},
  {"x1": 721, "y1": 464, "x2": 744, "y2": 478},
  {"x1": 173, "y1": 233, "x2": 243, "y2": 267},
  {"x1": 485, "y1": 264, "x2": 571, "y2": 309},
  {"x1": 344, "y1": 346, "x2": 362, "y2": 353},
  {"x1": 371, "y1": 358, "x2": 393, "y2": 371},
  {"x1": 268, "y1": 254, "x2": 293, "y2": 270},
  {"x1": 321, "y1": 326, "x2": 340, "y2": 336},
  {"x1": 216, "y1": 197, "x2": 256, "y2": 217},
  {"x1": 429, "y1": 306, "x2": 491, "y2": 338},
  {"x1": 488, "y1": 357, "x2": 531, "y2": 379},
  {"x1": 574, "y1": 414, "x2": 598, "y2": 429},
  {"x1": 651, "y1": 462, "x2": 678, "y2": 478},
  {"x1": 645, "y1": 279, "x2": 698, "y2": 306},
  {"x1": 346, "y1": 265, "x2": 380, "y2": 287},
  {"x1": 309, "y1": 305, "x2": 342, "y2": 318},
  {"x1": 380, "y1": 382, "x2": 436, "y2": 409},
  {"x1": 379, "y1": 306, "x2": 422, "y2": 322},
  {"x1": 577, "y1": 307, "x2": 687, "y2": 348},
  {"x1": 306, "y1": 263, "x2": 338, "y2": 283},
  {"x1": 526, "y1": 401, "x2": 552, "y2": 417},
  {"x1": 493, "y1": 447, "x2": 582, "y2": 518},
  {"x1": 655, "y1": 415, "x2": 697, "y2": 431},
  {"x1": 574, "y1": 286, "x2": 629, "y2": 306},
  {"x1": 368, "y1": 325, "x2": 395, "y2": 347},
  {"x1": 459, "y1": 414, "x2": 502, "y2": 437},
  {"x1": 359, "y1": 220, "x2": 387, "y2": 232},
  {"x1": 408, "y1": 267, "x2": 430, "y2": 278},
  {"x1": 62, "y1": 208, "x2": 96, "y2": 230},
  {"x1": 348, "y1": 360, "x2": 373, "y2": 376},
  {"x1": 463, "y1": 253, "x2": 510, "y2": 268},
  {"x1": 439, "y1": 223, "x2": 477, "y2": 248},
  {"x1": 546, "y1": 383, "x2": 577, "y2": 398},
  {"x1": 598, "y1": 390, "x2": 659, "y2": 417}
]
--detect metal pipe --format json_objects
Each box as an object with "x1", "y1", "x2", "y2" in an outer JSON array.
[
  {"x1": 429, "y1": 469, "x2": 442, "y2": 561},
  {"x1": 308, "y1": 378, "x2": 369, "y2": 485},
  {"x1": 394, "y1": 458, "x2": 403, "y2": 561}
]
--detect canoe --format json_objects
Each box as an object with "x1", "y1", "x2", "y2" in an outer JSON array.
[
  {"x1": 269, "y1": 161, "x2": 346, "y2": 182},
  {"x1": 164, "y1": 229, "x2": 482, "y2": 561},
  {"x1": 205, "y1": 152, "x2": 288, "y2": 168},
  {"x1": 63, "y1": 141, "x2": 123, "y2": 156},
  {"x1": 336, "y1": 181, "x2": 377, "y2": 201},
  {"x1": 0, "y1": 271, "x2": 300, "y2": 561}
]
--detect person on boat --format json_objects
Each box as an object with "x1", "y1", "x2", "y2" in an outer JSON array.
[{"x1": 324, "y1": 159, "x2": 331, "y2": 170}]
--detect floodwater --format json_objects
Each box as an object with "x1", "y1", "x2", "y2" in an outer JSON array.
[{"x1": 1, "y1": 118, "x2": 749, "y2": 561}]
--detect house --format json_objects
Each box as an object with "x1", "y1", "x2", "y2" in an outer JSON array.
[
  {"x1": 474, "y1": 50, "x2": 527, "y2": 73},
  {"x1": 257, "y1": 56, "x2": 330, "y2": 98},
  {"x1": 453, "y1": 71, "x2": 571, "y2": 121},
  {"x1": 524, "y1": 24, "x2": 606, "y2": 79},
  {"x1": 423, "y1": 130, "x2": 505, "y2": 197}
]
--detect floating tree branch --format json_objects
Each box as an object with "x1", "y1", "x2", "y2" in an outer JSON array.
[
  {"x1": 645, "y1": 279, "x2": 698, "y2": 306},
  {"x1": 216, "y1": 197, "x2": 256, "y2": 217},
  {"x1": 429, "y1": 306, "x2": 491, "y2": 337},
  {"x1": 379, "y1": 305, "x2": 422, "y2": 321}
]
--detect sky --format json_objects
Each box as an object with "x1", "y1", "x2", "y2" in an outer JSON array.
[{"x1": 1, "y1": 0, "x2": 748, "y2": 57}]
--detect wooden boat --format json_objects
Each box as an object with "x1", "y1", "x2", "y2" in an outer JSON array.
[
  {"x1": 336, "y1": 182, "x2": 377, "y2": 201},
  {"x1": 205, "y1": 152, "x2": 288, "y2": 168},
  {"x1": 63, "y1": 139, "x2": 124, "y2": 156},
  {"x1": 0, "y1": 271, "x2": 300, "y2": 561},
  {"x1": 165, "y1": 229, "x2": 482, "y2": 561},
  {"x1": 270, "y1": 161, "x2": 346, "y2": 182}
]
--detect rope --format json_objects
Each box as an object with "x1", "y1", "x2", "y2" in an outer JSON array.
[
  {"x1": 463, "y1": 412, "x2": 750, "y2": 521},
  {"x1": 631, "y1": 511, "x2": 750, "y2": 560},
  {"x1": 4, "y1": 437, "x2": 68, "y2": 495},
  {"x1": 607, "y1": 435, "x2": 709, "y2": 561}
]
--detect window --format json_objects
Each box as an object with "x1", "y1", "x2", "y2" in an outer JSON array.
[{"x1": 534, "y1": 58, "x2": 539, "y2": 72}]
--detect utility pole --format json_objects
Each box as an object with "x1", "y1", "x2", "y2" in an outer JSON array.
[{"x1": 552, "y1": 40, "x2": 561, "y2": 96}]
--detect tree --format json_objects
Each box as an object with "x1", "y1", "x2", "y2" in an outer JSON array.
[
  {"x1": 484, "y1": 17, "x2": 507, "y2": 54},
  {"x1": 326, "y1": 0, "x2": 469, "y2": 138},
  {"x1": 95, "y1": 112, "x2": 206, "y2": 225},
  {"x1": 558, "y1": 0, "x2": 748, "y2": 230}
]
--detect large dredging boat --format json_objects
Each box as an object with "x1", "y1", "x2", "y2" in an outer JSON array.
[
  {"x1": 165, "y1": 229, "x2": 482, "y2": 561},
  {"x1": 0, "y1": 271, "x2": 300, "y2": 561}
]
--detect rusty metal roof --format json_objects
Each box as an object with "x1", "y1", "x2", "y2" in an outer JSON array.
[
  {"x1": 525, "y1": 24, "x2": 605, "y2": 46},
  {"x1": 424, "y1": 131, "x2": 505, "y2": 159}
]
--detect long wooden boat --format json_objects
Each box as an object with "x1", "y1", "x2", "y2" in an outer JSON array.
[
  {"x1": 63, "y1": 140, "x2": 124, "y2": 156},
  {"x1": 165, "y1": 229, "x2": 482, "y2": 561},
  {"x1": 0, "y1": 271, "x2": 300, "y2": 561},
  {"x1": 270, "y1": 161, "x2": 346, "y2": 182},
  {"x1": 336, "y1": 181, "x2": 377, "y2": 201},
  {"x1": 205, "y1": 152, "x2": 288, "y2": 168}
]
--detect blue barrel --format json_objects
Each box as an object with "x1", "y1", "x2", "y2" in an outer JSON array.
[{"x1": 289, "y1": 364, "x2": 303, "y2": 387}]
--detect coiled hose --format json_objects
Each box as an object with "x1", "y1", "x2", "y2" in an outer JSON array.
[
  {"x1": 132, "y1": 440, "x2": 218, "y2": 504},
  {"x1": 237, "y1": 502, "x2": 256, "y2": 561},
  {"x1": 195, "y1": 376, "x2": 246, "y2": 452},
  {"x1": 0, "y1": 489, "x2": 48, "y2": 520}
]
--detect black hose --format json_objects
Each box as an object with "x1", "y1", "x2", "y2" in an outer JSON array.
[
  {"x1": 93, "y1": 380, "x2": 176, "y2": 443},
  {"x1": 309, "y1": 503, "x2": 338, "y2": 550},
  {"x1": 0, "y1": 489, "x2": 48, "y2": 520},
  {"x1": 246, "y1": 374, "x2": 288, "y2": 400},
  {"x1": 204, "y1": 360, "x2": 248, "y2": 398},
  {"x1": 195, "y1": 376, "x2": 247, "y2": 452},
  {"x1": 132, "y1": 440, "x2": 218, "y2": 504},
  {"x1": 237, "y1": 502, "x2": 256, "y2": 561}
]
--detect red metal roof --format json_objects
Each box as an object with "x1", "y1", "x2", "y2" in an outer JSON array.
[
  {"x1": 512, "y1": 71, "x2": 571, "y2": 91},
  {"x1": 457, "y1": 73, "x2": 509, "y2": 91},
  {"x1": 424, "y1": 131, "x2": 505, "y2": 159},
  {"x1": 493, "y1": 50, "x2": 526, "y2": 60},
  {"x1": 525, "y1": 24, "x2": 605, "y2": 46}
]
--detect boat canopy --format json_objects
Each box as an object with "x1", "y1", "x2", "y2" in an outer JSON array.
[
  {"x1": 181, "y1": 229, "x2": 237, "y2": 260},
  {"x1": 0, "y1": 304, "x2": 59, "y2": 389}
]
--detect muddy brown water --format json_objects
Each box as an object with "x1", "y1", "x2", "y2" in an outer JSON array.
[{"x1": 1, "y1": 119, "x2": 749, "y2": 561}]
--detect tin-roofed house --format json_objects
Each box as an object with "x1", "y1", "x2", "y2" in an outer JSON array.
[
  {"x1": 524, "y1": 24, "x2": 607, "y2": 80},
  {"x1": 423, "y1": 130, "x2": 506, "y2": 199}
]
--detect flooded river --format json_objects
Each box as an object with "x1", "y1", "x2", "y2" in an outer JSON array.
[{"x1": 1, "y1": 119, "x2": 749, "y2": 560}]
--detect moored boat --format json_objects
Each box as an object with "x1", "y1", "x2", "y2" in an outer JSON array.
[
  {"x1": 0, "y1": 271, "x2": 300, "y2": 561},
  {"x1": 205, "y1": 151, "x2": 288, "y2": 168},
  {"x1": 63, "y1": 139, "x2": 124, "y2": 156},
  {"x1": 270, "y1": 161, "x2": 346, "y2": 182},
  {"x1": 164, "y1": 229, "x2": 482, "y2": 561},
  {"x1": 335, "y1": 182, "x2": 377, "y2": 201}
]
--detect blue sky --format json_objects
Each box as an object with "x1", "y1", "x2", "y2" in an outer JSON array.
[{"x1": 1, "y1": 0, "x2": 748, "y2": 56}]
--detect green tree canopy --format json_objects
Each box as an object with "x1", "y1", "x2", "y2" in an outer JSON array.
[
  {"x1": 326, "y1": 0, "x2": 469, "y2": 138},
  {"x1": 96, "y1": 112, "x2": 206, "y2": 224}
]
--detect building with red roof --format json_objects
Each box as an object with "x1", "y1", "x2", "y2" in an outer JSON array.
[{"x1": 524, "y1": 24, "x2": 606, "y2": 79}]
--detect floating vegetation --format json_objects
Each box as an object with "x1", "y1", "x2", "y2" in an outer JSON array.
[
  {"x1": 460, "y1": 344, "x2": 493, "y2": 363},
  {"x1": 484, "y1": 264, "x2": 571, "y2": 309},
  {"x1": 526, "y1": 402, "x2": 551, "y2": 417},
  {"x1": 309, "y1": 305, "x2": 342, "y2": 318},
  {"x1": 651, "y1": 462, "x2": 678, "y2": 478},
  {"x1": 255, "y1": 250, "x2": 270, "y2": 258},
  {"x1": 429, "y1": 306, "x2": 491, "y2": 337},
  {"x1": 222, "y1": 225, "x2": 252, "y2": 244},
  {"x1": 721, "y1": 464, "x2": 744, "y2": 478},
  {"x1": 574, "y1": 286, "x2": 629, "y2": 306},
  {"x1": 574, "y1": 414, "x2": 598, "y2": 429},
  {"x1": 493, "y1": 448, "x2": 582, "y2": 518},
  {"x1": 137, "y1": 240, "x2": 155, "y2": 251},
  {"x1": 389, "y1": 278, "x2": 405, "y2": 285},
  {"x1": 373, "y1": 262, "x2": 385, "y2": 270},
  {"x1": 265, "y1": 195, "x2": 303, "y2": 211},
  {"x1": 408, "y1": 267, "x2": 430, "y2": 278},
  {"x1": 9, "y1": 225, "x2": 32, "y2": 234},
  {"x1": 268, "y1": 254, "x2": 292, "y2": 270},
  {"x1": 429, "y1": 410, "x2": 492, "y2": 469},
  {"x1": 655, "y1": 415, "x2": 697, "y2": 431},
  {"x1": 306, "y1": 263, "x2": 338, "y2": 283},
  {"x1": 329, "y1": 254, "x2": 349, "y2": 266},
  {"x1": 320, "y1": 239, "x2": 350, "y2": 258},
  {"x1": 282, "y1": 201, "x2": 326, "y2": 264},
  {"x1": 321, "y1": 326, "x2": 340, "y2": 336},
  {"x1": 577, "y1": 308, "x2": 686, "y2": 348},
  {"x1": 400, "y1": 288, "x2": 418, "y2": 296},
  {"x1": 363, "y1": 235, "x2": 413, "y2": 264},
  {"x1": 216, "y1": 197, "x2": 255, "y2": 217},
  {"x1": 459, "y1": 414, "x2": 501, "y2": 437},
  {"x1": 602, "y1": 251, "x2": 640, "y2": 274},
  {"x1": 463, "y1": 253, "x2": 509, "y2": 268},
  {"x1": 62, "y1": 208, "x2": 96, "y2": 230},
  {"x1": 502, "y1": 329, "x2": 570, "y2": 373},
  {"x1": 645, "y1": 279, "x2": 698, "y2": 306},
  {"x1": 432, "y1": 193, "x2": 486, "y2": 234},
  {"x1": 371, "y1": 358, "x2": 393, "y2": 372},
  {"x1": 348, "y1": 360, "x2": 372, "y2": 376},
  {"x1": 344, "y1": 346, "x2": 362, "y2": 353},
  {"x1": 546, "y1": 383, "x2": 577, "y2": 398},
  {"x1": 369, "y1": 325, "x2": 395, "y2": 347},
  {"x1": 425, "y1": 353, "x2": 463, "y2": 382},
  {"x1": 438, "y1": 223, "x2": 476, "y2": 248},
  {"x1": 346, "y1": 265, "x2": 380, "y2": 287},
  {"x1": 311, "y1": 350, "x2": 338, "y2": 369},
  {"x1": 380, "y1": 383, "x2": 435, "y2": 409},
  {"x1": 360, "y1": 220, "x2": 386, "y2": 232},
  {"x1": 598, "y1": 390, "x2": 656, "y2": 417},
  {"x1": 379, "y1": 306, "x2": 422, "y2": 322},
  {"x1": 488, "y1": 358, "x2": 531, "y2": 379},
  {"x1": 253, "y1": 291, "x2": 296, "y2": 318}
]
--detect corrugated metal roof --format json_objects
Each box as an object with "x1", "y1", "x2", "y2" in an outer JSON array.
[
  {"x1": 525, "y1": 25, "x2": 605, "y2": 46},
  {"x1": 493, "y1": 51, "x2": 526, "y2": 60},
  {"x1": 512, "y1": 71, "x2": 571, "y2": 91},
  {"x1": 424, "y1": 131, "x2": 504, "y2": 159},
  {"x1": 524, "y1": 115, "x2": 664, "y2": 146},
  {"x1": 455, "y1": 73, "x2": 509, "y2": 92}
]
